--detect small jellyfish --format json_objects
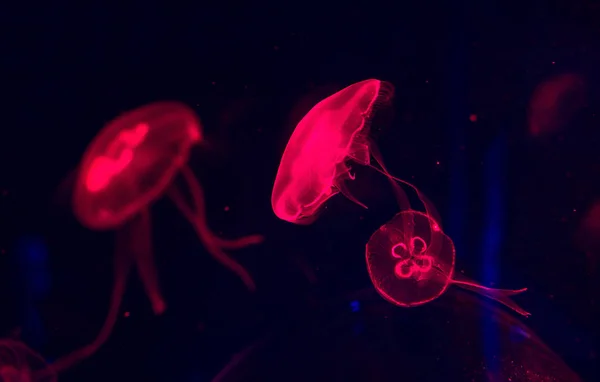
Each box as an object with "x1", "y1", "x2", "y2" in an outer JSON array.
[
  {"x1": 55, "y1": 101, "x2": 263, "y2": 371},
  {"x1": 528, "y1": 73, "x2": 586, "y2": 137},
  {"x1": 366, "y1": 210, "x2": 530, "y2": 316},
  {"x1": 0, "y1": 339, "x2": 56, "y2": 382},
  {"x1": 272, "y1": 79, "x2": 439, "y2": 225}
]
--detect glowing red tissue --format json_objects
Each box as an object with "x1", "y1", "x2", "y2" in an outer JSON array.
[
  {"x1": 272, "y1": 79, "x2": 404, "y2": 224},
  {"x1": 0, "y1": 339, "x2": 56, "y2": 382},
  {"x1": 272, "y1": 79, "x2": 440, "y2": 225}
]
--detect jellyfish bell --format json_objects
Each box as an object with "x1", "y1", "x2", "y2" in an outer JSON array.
[
  {"x1": 271, "y1": 78, "x2": 393, "y2": 223},
  {"x1": 272, "y1": 79, "x2": 441, "y2": 226},
  {"x1": 366, "y1": 210, "x2": 530, "y2": 316},
  {"x1": 366, "y1": 209, "x2": 452, "y2": 307},
  {"x1": 72, "y1": 102, "x2": 199, "y2": 321},
  {"x1": 57, "y1": 101, "x2": 263, "y2": 372},
  {"x1": 73, "y1": 102, "x2": 200, "y2": 230}
]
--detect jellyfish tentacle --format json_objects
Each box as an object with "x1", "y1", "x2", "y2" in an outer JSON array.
[
  {"x1": 0, "y1": 340, "x2": 20, "y2": 366},
  {"x1": 363, "y1": 143, "x2": 445, "y2": 258},
  {"x1": 210, "y1": 334, "x2": 272, "y2": 382},
  {"x1": 168, "y1": 189, "x2": 263, "y2": 249},
  {"x1": 0, "y1": 340, "x2": 57, "y2": 382},
  {"x1": 334, "y1": 179, "x2": 368, "y2": 209},
  {"x1": 179, "y1": 166, "x2": 207, "y2": 215},
  {"x1": 178, "y1": 165, "x2": 264, "y2": 250},
  {"x1": 451, "y1": 274, "x2": 530, "y2": 317},
  {"x1": 168, "y1": 186, "x2": 256, "y2": 291},
  {"x1": 367, "y1": 141, "x2": 441, "y2": 226},
  {"x1": 366, "y1": 144, "x2": 446, "y2": 257},
  {"x1": 131, "y1": 209, "x2": 166, "y2": 315},
  {"x1": 333, "y1": 162, "x2": 368, "y2": 209},
  {"x1": 51, "y1": 240, "x2": 133, "y2": 373},
  {"x1": 451, "y1": 272, "x2": 528, "y2": 296},
  {"x1": 201, "y1": 236, "x2": 257, "y2": 291},
  {"x1": 353, "y1": 143, "x2": 411, "y2": 212},
  {"x1": 216, "y1": 235, "x2": 264, "y2": 250}
]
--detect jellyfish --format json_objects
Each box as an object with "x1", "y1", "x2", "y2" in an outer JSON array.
[
  {"x1": 272, "y1": 79, "x2": 440, "y2": 225},
  {"x1": 528, "y1": 73, "x2": 586, "y2": 137},
  {"x1": 53, "y1": 101, "x2": 263, "y2": 371},
  {"x1": 366, "y1": 210, "x2": 530, "y2": 316},
  {"x1": 0, "y1": 339, "x2": 56, "y2": 382}
]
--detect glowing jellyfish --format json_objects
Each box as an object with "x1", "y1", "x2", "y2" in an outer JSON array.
[
  {"x1": 272, "y1": 79, "x2": 439, "y2": 225},
  {"x1": 0, "y1": 339, "x2": 56, "y2": 382},
  {"x1": 366, "y1": 210, "x2": 530, "y2": 316},
  {"x1": 528, "y1": 73, "x2": 586, "y2": 137},
  {"x1": 56, "y1": 101, "x2": 263, "y2": 371}
]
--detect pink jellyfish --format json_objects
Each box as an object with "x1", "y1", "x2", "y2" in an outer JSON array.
[
  {"x1": 272, "y1": 79, "x2": 439, "y2": 225},
  {"x1": 54, "y1": 101, "x2": 263, "y2": 371},
  {"x1": 366, "y1": 210, "x2": 530, "y2": 316},
  {"x1": 0, "y1": 339, "x2": 56, "y2": 382}
]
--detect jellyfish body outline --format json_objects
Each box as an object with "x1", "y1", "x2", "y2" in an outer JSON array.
[
  {"x1": 55, "y1": 101, "x2": 263, "y2": 372},
  {"x1": 271, "y1": 79, "x2": 390, "y2": 224},
  {"x1": 366, "y1": 210, "x2": 530, "y2": 316},
  {"x1": 271, "y1": 78, "x2": 442, "y2": 236}
]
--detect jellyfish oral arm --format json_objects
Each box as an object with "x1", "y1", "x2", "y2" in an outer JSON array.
[
  {"x1": 179, "y1": 166, "x2": 264, "y2": 249},
  {"x1": 334, "y1": 176, "x2": 368, "y2": 210},
  {"x1": 50, "y1": 245, "x2": 133, "y2": 373},
  {"x1": 168, "y1": 186, "x2": 257, "y2": 291},
  {"x1": 131, "y1": 209, "x2": 166, "y2": 315},
  {"x1": 51, "y1": 210, "x2": 167, "y2": 373},
  {"x1": 0, "y1": 340, "x2": 57, "y2": 381},
  {"x1": 166, "y1": 166, "x2": 259, "y2": 291},
  {"x1": 451, "y1": 273, "x2": 530, "y2": 317},
  {"x1": 365, "y1": 142, "x2": 442, "y2": 228},
  {"x1": 169, "y1": 193, "x2": 262, "y2": 249}
]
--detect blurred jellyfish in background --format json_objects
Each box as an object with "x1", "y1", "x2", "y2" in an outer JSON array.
[
  {"x1": 575, "y1": 199, "x2": 600, "y2": 274},
  {"x1": 12, "y1": 236, "x2": 52, "y2": 350},
  {"x1": 528, "y1": 73, "x2": 586, "y2": 138},
  {"x1": 48, "y1": 101, "x2": 263, "y2": 373},
  {"x1": 0, "y1": 339, "x2": 56, "y2": 382}
]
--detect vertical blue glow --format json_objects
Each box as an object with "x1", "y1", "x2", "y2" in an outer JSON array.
[
  {"x1": 481, "y1": 134, "x2": 506, "y2": 288},
  {"x1": 481, "y1": 133, "x2": 507, "y2": 374},
  {"x1": 14, "y1": 235, "x2": 52, "y2": 348}
]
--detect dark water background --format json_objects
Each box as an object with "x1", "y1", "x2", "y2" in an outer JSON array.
[{"x1": 1, "y1": 1, "x2": 599, "y2": 381}]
